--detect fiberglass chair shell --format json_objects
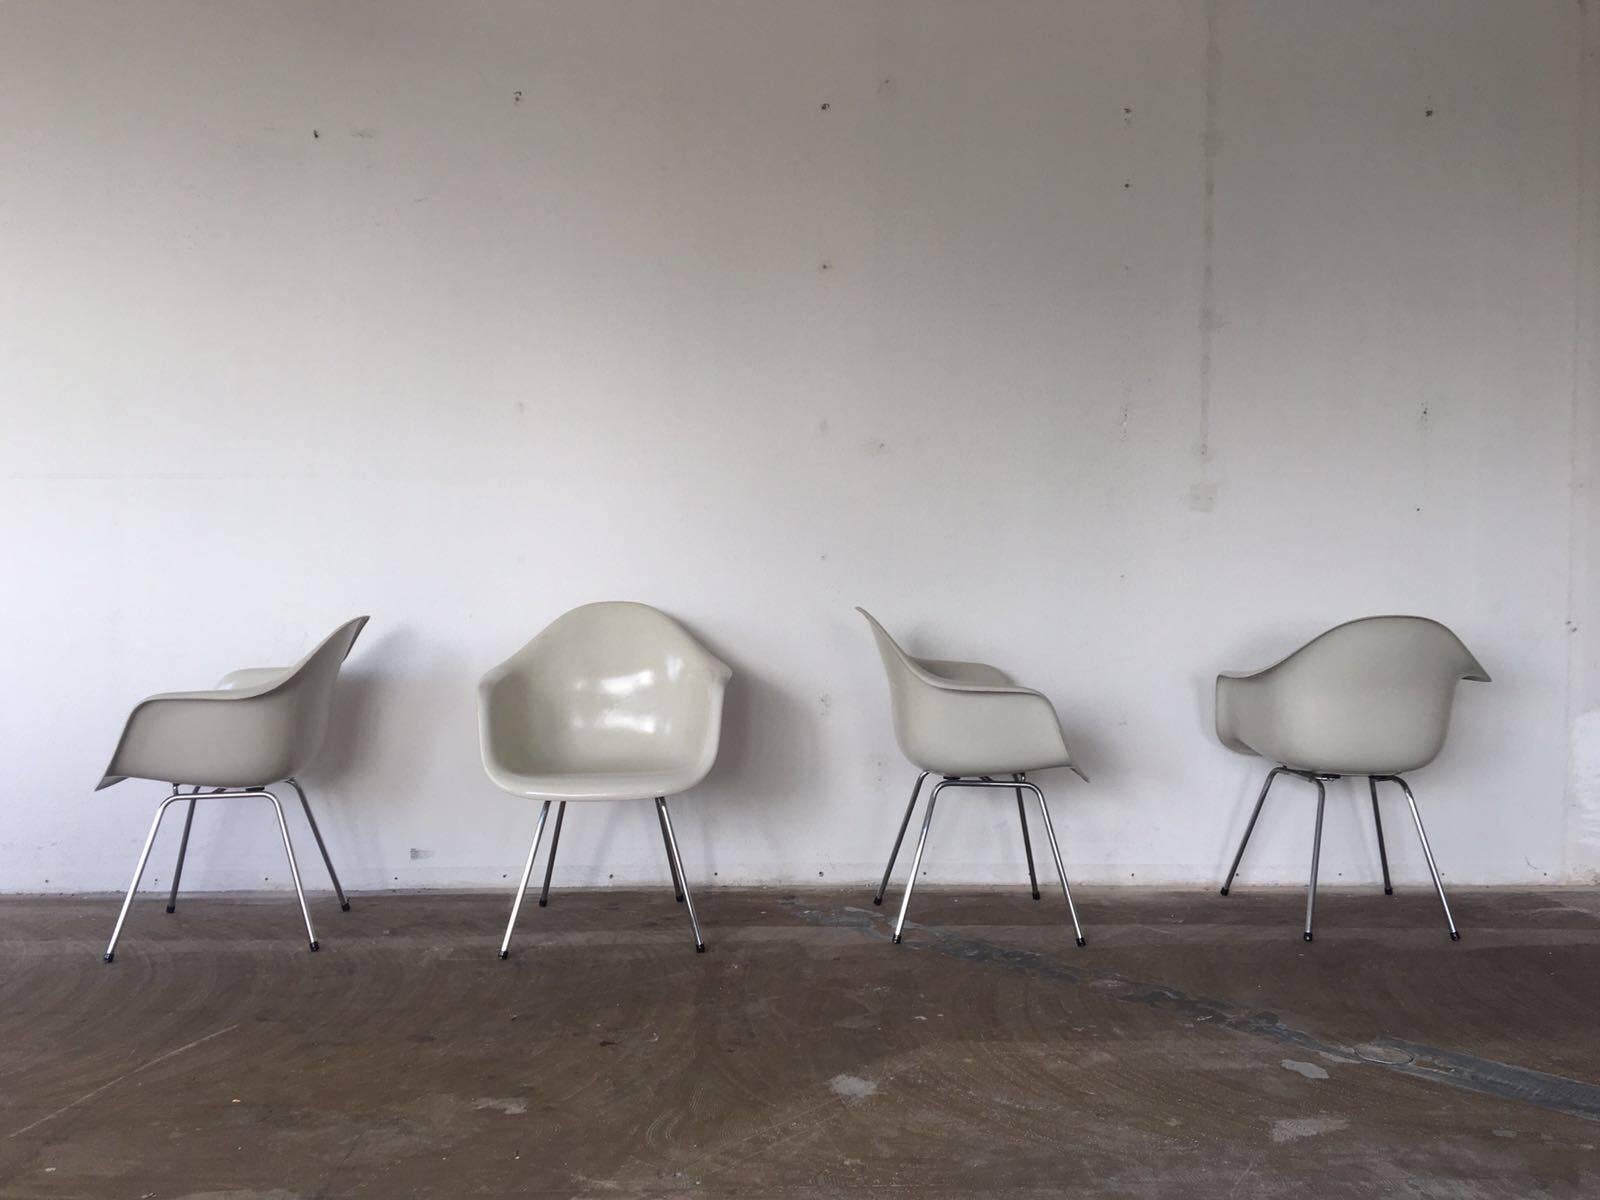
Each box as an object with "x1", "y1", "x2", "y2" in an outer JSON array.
[
  {"x1": 480, "y1": 602, "x2": 731, "y2": 958},
  {"x1": 858, "y1": 608, "x2": 1091, "y2": 947},
  {"x1": 1215, "y1": 614, "x2": 1489, "y2": 942},
  {"x1": 96, "y1": 616, "x2": 369, "y2": 961}
]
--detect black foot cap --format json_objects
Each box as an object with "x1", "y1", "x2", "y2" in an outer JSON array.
[
  {"x1": 1384, "y1": 888, "x2": 1394, "y2": 896},
  {"x1": 1219, "y1": 887, "x2": 1230, "y2": 897},
  {"x1": 1303, "y1": 932, "x2": 1314, "y2": 942},
  {"x1": 102, "y1": 952, "x2": 114, "y2": 964},
  {"x1": 872, "y1": 896, "x2": 883, "y2": 906},
  {"x1": 498, "y1": 949, "x2": 510, "y2": 960},
  {"x1": 1076, "y1": 937, "x2": 1087, "y2": 947},
  {"x1": 165, "y1": 905, "x2": 175, "y2": 914},
  {"x1": 695, "y1": 943, "x2": 706, "y2": 953},
  {"x1": 1450, "y1": 931, "x2": 1461, "y2": 941},
  {"x1": 675, "y1": 895, "x2": 685, "y2": 904},
  {"x1": 340, "y1": 902, "x2": 351, "y2": 912},
  {"x1": 1032, "y1": 892, "x2": 1042, "y2": 901},
  {"x1": 538, "y1": 899, "x2": 548, "y2": 907},
  {"x1": 309, "y1": 941, "x2": 320, "y2": 952}
]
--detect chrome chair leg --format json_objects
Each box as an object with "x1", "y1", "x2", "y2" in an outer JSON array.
[
  {"x1": 499, "y1": 800, "x2": 552, "y2": 959},
  {"x1": 1222, "y1": 766, "x2": 1285, "y2": 895},
  {"x1": 287, "y1": 778, "x2": 349, "y2": 911},
  {"x1": 263, "y1": 789, "x2": 319, "y2": 951},
  {"x1": 1384, "y1": 774, "x2": 1460, "y2": 940},
  {"x1": 105, "y1": 789, "x2": 184, "y2": 962},
  {"x1": 1303, "y1": 778, "x2": 1327, "y2": 942},
  {"x1": 655, "y1": 797, "x2": 704, "y2": 952},
  {"x1": 1023, "y1": 779, "x2": 1086, "y2": 946},
  {"x1": 655, "y1": 800, "x2": 684, "y2": 902},
  {"x1": 1014, "y1": 773, "x2": 1040, "y2": 900},
  {"x1": 874, "y1": 771, "x2": 927, "y2": 905},
  {"x1": 165, "y1": 791, "x2": 199, "y2": 913},
  {"x1": 1368, "y1": 776, "x2": 1393, "y2": 895},
  {"x1": 892, "y1": 781, "x2": 944, "y2": 944},
  {"x1": 539, "y1": 801, "x2": 567, "y2": 907}
]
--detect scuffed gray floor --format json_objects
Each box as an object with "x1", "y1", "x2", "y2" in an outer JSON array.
[{"x1": 0, "y1": 888, "x2": 1596, "y2": 1197}]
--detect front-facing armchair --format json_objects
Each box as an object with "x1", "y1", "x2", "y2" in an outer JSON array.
[{"x1": 480, "y1": 601, "x2": 731, "y2": 959}]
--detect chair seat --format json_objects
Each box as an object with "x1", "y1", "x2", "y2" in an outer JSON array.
[
  {"x1": 923, "y1": 750, "x2": 1077, "y2": 778},
  {"x1": 484, "y1": 765, "x2": 709, "y2": 802}
]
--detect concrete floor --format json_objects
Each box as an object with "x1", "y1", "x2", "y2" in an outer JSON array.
[{"x1": 0, "y1": 888, "x2": 1596, "y2": 1198}]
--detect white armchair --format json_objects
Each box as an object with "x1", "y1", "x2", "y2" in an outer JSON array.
[
  {"x1": 1216, "y1": 615, "x2": 1490, "y2": 941},
  {"x1": 858, "y1": 608, "x2": 1090, "y2": 947},
  {"x1": 97, "y1": 616, "x2": 369, "y2": 961},
  {"x1": 480, "y1": 602, "x2": 730, "y2": 959}
]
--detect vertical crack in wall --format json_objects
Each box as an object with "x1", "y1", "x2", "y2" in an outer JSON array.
[
  {"x1": 1197, "y1": 0, "x2": 1222, "y2": 468},
  {"x1": 1566, "y1": 0, "x2": 1600, "y2": 881}
]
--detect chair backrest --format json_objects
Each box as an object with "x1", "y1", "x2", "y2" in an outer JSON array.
[
  {"x1": 857, "y1": 607, "x2": 953, "y2": 763},
  {"x1": 271, "y1": 616, "x2": 370, "y2": 772},
  {"x1": 1220, "y1": 615, "x2": 1488, "y2": 774},
  {"x1": 481, "y1": 602, "x2": 730, "y2": 778}
]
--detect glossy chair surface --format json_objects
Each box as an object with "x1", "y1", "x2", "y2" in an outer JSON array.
[
  {"x1": 98, "y1": 617, "x2": 370, "y2": 791},
  {"x1": 858, "y1": 608, "x2": 1080, "y2": 779},
  {"x1": 481, "y1": 602, "x2": 730, "y2": 958},
  {"x1": 858, "y1": 608, "x2": 1089, "y2": 947},
  {"x1": 1216, "y1": 615, "x2": 1489, "y2": 777},
  {"x1": 478, "y1": 602, "x2": 731, "y2": 801}
]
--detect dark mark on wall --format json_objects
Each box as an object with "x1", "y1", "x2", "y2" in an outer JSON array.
[
  {"x1": 788, "y1": 902, "x2": 1600, "y2": 1123},
  {"x1": 820, "y1": 102, "x2": 830, "y2": 111},
  {"x1": 312, "y1": 129, "x2": 320, "y2": 139},
  {"x1": 514, "y1": 91, "x2": 524, "y2": 104}
]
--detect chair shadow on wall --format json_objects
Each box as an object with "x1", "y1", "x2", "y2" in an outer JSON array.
[
  {"x1": 1200, "y1": 628, "x2": 1289, "y2": 882},
  {"x1": 287, "y1": 624, "x2": 417, "y2": 890},
  {"x1": 571, "y1": 622, "x2": 820, "y2": 890}
]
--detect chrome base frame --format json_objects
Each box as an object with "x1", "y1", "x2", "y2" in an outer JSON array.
[
  {"x1": 1220, "y1": 766, "x2": 1459, "y2": 942},
  {"x1": 876, "y1": 773, "x2": 1084, "y2": 948},
  {"x1": 498, "y1": 795, "x2": 704, "y2": 960},
  {"x1": 105, "y1": 780, "x2": 343, "y2": 962}
]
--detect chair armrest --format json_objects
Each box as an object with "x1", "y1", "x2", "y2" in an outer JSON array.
[
  {"x1": 900, "y1": 682, "x2": 1075, "y2": 776},
  {"x1": 99, "y1": 688, "x2": 300, "y2": 789},
  {"x1": 915, "y1": 657, "x2": 1015, "y2": 687}
]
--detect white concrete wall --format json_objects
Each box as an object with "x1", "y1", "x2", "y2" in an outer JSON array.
[{"x1": 2, "y1": 1, "x2": 1595, "y2": 894}]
